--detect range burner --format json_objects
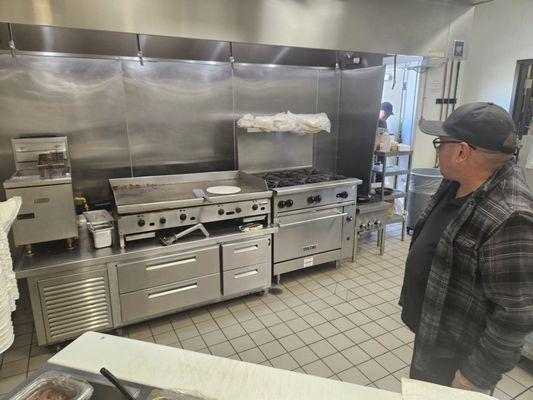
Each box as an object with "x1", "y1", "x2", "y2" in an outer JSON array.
[{"x1": 258, "y1": 169, "x2": 347, "y2": 189}]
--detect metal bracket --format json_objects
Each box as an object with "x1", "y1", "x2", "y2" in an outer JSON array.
[{"x1": 160, "y1": 223, "x2": 210, "y2": 246}]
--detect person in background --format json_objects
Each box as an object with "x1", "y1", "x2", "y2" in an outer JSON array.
[
  {"x1": 378, "y1": 101, "x2": 394, "y2": 129},
  {"x1": 400, "y1": 102, "x2": 533, "y2": 393}
]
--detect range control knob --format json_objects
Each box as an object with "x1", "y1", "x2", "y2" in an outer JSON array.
[
  {"x1": 235, "y1": 207, "x2": 242, "y2": 213},
  {"x1": 218, "y1": 209, "x2": 225, "y2": 215},
  {"x1": 336, "y1": 191, "x2": 349, "y2": 199},
  {"x1": 252, "y1": 204, "x2": 259, "y2": 211},
  {"x1": 159, "y1": 217, "x2": 167, "y2": 224},
  {"x1": 307, "y1": 196, "x2": 315, "y2": 204},
  {"x1": 314, "y1": 195, "x2": 322, "y2": 203},
  {"x1": 286, "y1": 199, "x2": 294, "y2": 207},
  {"x1": 278, "y1": 200, "x2": 286, "y2": 208},
  {"x1": 179, "y1": 213, "x2": 187, "y2": 221},
  {"x1": 137, "y1": 219, "x2": 146, "y2": 227}
]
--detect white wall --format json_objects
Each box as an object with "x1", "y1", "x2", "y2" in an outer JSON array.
[
  {"x1": 460, "y1": 0, "x2": 533, "y2": 110},
  {"x1": 412, "y1": 0, "x2": 533, "y2": 169}
]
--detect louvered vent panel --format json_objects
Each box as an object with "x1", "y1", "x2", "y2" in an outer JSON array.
[{"x1": 42, "y1": 275, "x2": 112, "y2": 341}]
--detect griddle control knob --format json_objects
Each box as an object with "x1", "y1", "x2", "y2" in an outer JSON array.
[
  {"x1": 337, "y1": 191, "x2": 349, "y2": 199},
  {"x1": 179, "y1": 213, "x2": 187, "y2": 221},
  {"x1": 286, "y1": 199, "x2": 294, "y2": 207},
  {"x1": 278, "y1": 200, "x2": 286, "y2": 208},
  {"x1": 314, "y1": 195, "x2": 322, "y2": 203},
  {"x1": 137, "y1": 219, "x2": 146, "y2": 227},
  {"x1": 252, "y1": 204, "x2": 259, "y2": 211},
  {"x1": 218, "y1": 209, "x2": 225, "y2": 215},
  {"x1": 307, "y1": 196, "x2": 315, "y2": 204},
  {"x1": 159, "y1": 217, "x2": 167, "y2": 224},
  {"x1": 236, "y1": 207, "x2": 242, "y2": 213}
]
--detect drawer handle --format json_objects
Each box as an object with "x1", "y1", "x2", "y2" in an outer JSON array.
[
  {"x1": 278, "y1": 212, "x2": 347, "y2": 228},
  {"x1": 148, "y1": 283, "x2": 198, "y2": 299},
  {"x1": 234, "y1": 245, "x2": 259, "y2": 254},
  {"x1": 146, "y1": 257, "x2": 197, "y2": 271},
  {"x1": 235, "y1": 269, "x2": 259, "y2": 279}
]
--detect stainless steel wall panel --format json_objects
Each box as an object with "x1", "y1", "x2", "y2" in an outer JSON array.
[
  {"x1": 122, "y1": 60, "x2": 234, "y2": 177},
  {"x1": 235, "y1": 64, "x2": 318, "y2": 172},
  {"x1": 232, "y1": 43, "x2": 337, "y2": 67},
  {"x1": 337, "y1": 66, "x2": 386, "y2": 197},
  {"x1": 139, "y1": 35, "x2": 230, "y2": 62},
  {"x1": 0, "y1": 55, "x2": 131, "y2": 204},
  {"x1": 11, "y1": 24, "x2": 139, "y2": 56},
  {"x1": 314, "y1": 69, "x2": 340, "y2": 173}
]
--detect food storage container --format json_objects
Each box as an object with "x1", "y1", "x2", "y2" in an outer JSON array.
[{"x1": 10, "y1": 371, "x2": 94, "y2": 400}]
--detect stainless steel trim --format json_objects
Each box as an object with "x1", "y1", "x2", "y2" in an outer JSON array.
[
  {"x1": 273, "y1": 178, "x2": 362, "y2": 195},
  {"x1": 148, "y1": 283, "x2": 198, "y2": 299},
  {"x1": 278, "y1": 212, "x2": 347, "y2": 228},
  {"x1": 145, "y1": 258, "x2": 197, "y2": 271}
]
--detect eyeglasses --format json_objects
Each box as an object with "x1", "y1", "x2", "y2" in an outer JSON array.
[{"x1": 432, "y1": 138, "x2": 477, "y2": 150}]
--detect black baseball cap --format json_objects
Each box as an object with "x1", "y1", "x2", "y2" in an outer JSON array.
[
  {"x1": 381, "y1": 101, "x2": 394, "y2": 115},
  {"x1": 424, "y1": 102, "x2": 517, "y2": 154}
]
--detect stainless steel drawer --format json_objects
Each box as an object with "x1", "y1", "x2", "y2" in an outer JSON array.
[
  {"x1": 120, "y1": 273, "x2": 220, "y2": 322},
  {"x1": 223, "y1": 263, "x2": 270, "y2": 296},
  {"x1": 116, "y1": 245, "x2": 219, "y2": 294},
  {"x1": 222, "y1": 237, "x2": 270, "y2": 271},
  {"x1": 274, "y1": 208, "x2": 344, "y2": 263}
]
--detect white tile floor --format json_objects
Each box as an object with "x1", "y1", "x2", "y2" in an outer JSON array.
[{"x1": 1, "y1": 224, "x2": 532, "y2": 399}]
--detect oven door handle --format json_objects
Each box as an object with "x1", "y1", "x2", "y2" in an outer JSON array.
[{"x1": 278, "y1": 212, "x2": 348, "y2": 228}]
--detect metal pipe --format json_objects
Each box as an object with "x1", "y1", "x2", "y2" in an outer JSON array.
[
  {"x1": 136, "y1": 34, "x2": 143, "y2": 66},
  {"x1": 445, "y1": 60, "x2": 454, "y2": 118},
  {"x1": 439, "y1": 61, "x2": 448, "y2": 120},
  {"x1": 392, "y1": 54, "x2": 397, "y2": 90},
  {"x1": 452, "y1": 60, "x2": 461, "y2": 111},
  {"x1": 7, "y1": 23, "x2": 16, "y2": 58}
]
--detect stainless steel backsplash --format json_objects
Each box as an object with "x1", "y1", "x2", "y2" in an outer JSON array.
[{"x1": 0, "y1": 54, "x2": 343, "y2": 204}]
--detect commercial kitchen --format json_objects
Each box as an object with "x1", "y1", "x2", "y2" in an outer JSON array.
[{"x1": 0, "y1": 1, "x2": 533, "y2": 399}]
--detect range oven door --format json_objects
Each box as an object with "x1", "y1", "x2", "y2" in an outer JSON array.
[{"x1": 274, "y1": 207, "x2": 345, "y2": 263}]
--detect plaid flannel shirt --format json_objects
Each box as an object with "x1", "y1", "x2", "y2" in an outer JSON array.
[{"x1": 405, "y1": 161, "x2": 533, "y2": 389}]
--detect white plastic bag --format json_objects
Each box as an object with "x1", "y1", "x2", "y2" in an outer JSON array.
[{"x1": 237, "y1": 112, "x2": 330, "y2": 134}]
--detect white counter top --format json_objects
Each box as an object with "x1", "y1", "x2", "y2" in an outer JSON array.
[{"x1": 49, "y1": 332, "x2": 402, "y2": 400}]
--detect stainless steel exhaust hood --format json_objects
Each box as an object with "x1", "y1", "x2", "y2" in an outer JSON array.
[{"x1": 0, "y1": 0, "x2": 476, "y2": 59}]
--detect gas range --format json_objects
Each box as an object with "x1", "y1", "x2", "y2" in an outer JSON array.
[
  {"x1": 257, "y1": 168, "x2": 348, "y2": 189},
  {"x1": 254, "y1": 168, "x2": 362, "y2": 282},
  {"x1": 255, "y1": 169, "x2": 360, "y2": 217}
]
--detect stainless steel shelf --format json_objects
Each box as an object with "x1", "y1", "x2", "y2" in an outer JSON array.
[
  {"x1": 372, "y1": 166, "x2": 410, "y2": 176},
  {"x1": 374, "y1": 150, "x2": 413, "y2": 157},
  {"x1": 382, "y1": 190, "x2": 406, "y2": 200}
]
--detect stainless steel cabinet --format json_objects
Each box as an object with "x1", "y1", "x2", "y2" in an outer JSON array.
[
  {"x1": 120, "y1": 273, "x2": 220, "y2": 323},
  {"x1": 116, "y1": 245, "x2": 219, "y2": 293},
  {"x1": 35, "y1": 267, "x2": 113, "y2": 344}
]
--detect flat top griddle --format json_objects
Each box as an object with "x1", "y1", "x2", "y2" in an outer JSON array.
[{"x1": 110, "y1": 171, "x2": 271, "y2": 214}]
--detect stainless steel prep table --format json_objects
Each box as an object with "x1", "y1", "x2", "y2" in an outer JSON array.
[{"x1": 14, "y1": 221, "x2": 277, "y2": 346}]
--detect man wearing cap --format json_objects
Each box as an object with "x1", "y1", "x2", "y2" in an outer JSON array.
[
  {"x1": 400, "y1": 102, "x2": 533, "y2": 393},
  {"x1": 379, "y1": 101, "x2": 394, "y2": 129}
]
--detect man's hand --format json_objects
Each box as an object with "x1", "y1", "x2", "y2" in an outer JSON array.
[{"x1": 452, "y1": 370, "x2": 491, "y2": 394}]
